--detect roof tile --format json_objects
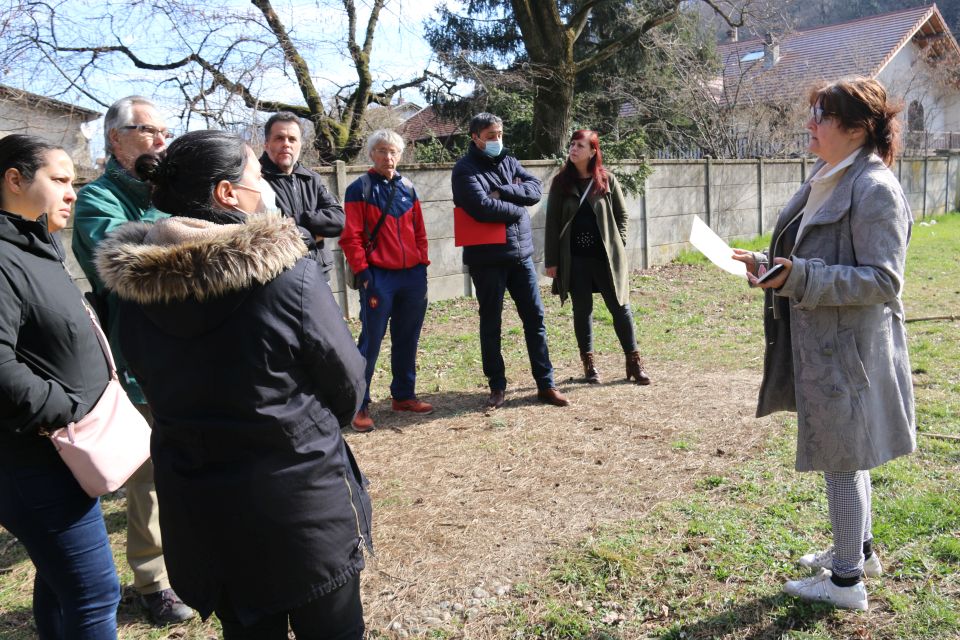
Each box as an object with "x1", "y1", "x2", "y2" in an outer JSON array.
[{"x1": 717, "y1": 5, "x2": 956, "y2": 104}]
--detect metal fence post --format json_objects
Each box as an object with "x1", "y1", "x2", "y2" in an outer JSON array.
[
  {"x1": 943, "y1": 151, "x2": 951, "y2": 213},
  {"x1": 333, "y1": 160, "x2": 351, "y2": 317},
  {"x1": 704, "y1": 157, "x2": 712, "y2": 229},
  {"x1": 640, "y1": 165, "x2": 650, "y2": 269},
  {"x1": 757, "y1": 158, "x2": 764, "y2": 235}
]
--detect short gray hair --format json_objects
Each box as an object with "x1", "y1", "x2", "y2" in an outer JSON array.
[
  {"x1": 365, "y1": 129, "x2": 405, "y2": 160},
  {"x1": 104, "y1": 96, "x2": 157, "y2": 157},
  {"x1": 469, "y1": 112, "x2": 502, "y2": 136}
]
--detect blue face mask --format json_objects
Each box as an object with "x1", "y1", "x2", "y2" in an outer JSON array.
[{"x1": 482, "y1": 139, "x2": 503, "y2": 157}]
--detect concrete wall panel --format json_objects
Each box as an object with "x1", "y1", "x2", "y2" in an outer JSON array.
[{"x1": 63, "y1": 153, "x2": 956, "y2": 316}]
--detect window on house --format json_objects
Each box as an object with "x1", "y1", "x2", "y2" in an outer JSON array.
[{"x1": 908, "y1": 100, "x2": 925, "y2": 131}]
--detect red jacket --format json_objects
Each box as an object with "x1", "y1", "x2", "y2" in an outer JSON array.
[{"x1": 339, "y1": 170, "x2": 429, "y2": 272}]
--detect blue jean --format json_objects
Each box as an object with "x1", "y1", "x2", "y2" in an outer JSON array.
[
  {"x1": 357, "y1": 265, "x2": 428, "y2": 408},
  {"x1": 469, "y1": 258, "x2": 555, "y2": 391},
  {"x1": 0, "y1": 461, "x2": 120, "y2": 639}
]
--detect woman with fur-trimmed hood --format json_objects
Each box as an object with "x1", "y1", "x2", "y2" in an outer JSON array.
[{"x1": 96, "y1": 130, "x2": 370, "y2": 639}]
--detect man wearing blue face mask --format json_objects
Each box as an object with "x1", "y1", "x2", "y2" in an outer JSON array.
[{"x1": 452, "y1": 112, "x2": 569, "y2": 410}]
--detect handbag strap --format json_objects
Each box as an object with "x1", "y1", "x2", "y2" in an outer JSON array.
[
  {"x1": 365, "y1": 180, "x2": 398, "y2": 255},
  {"x1": 82, "y1": 305, "x2": 119, "y2": 378},
  {"x1": 559, "y1": 179, "x2": 594, "y2": 241},
  {"x1": 578, "y1": 179, "x2": 594, "y2": 208}
]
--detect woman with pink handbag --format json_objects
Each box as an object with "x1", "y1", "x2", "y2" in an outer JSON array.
[{"x1": 0, "y1": 134, "x2": 121, "y2": 638}]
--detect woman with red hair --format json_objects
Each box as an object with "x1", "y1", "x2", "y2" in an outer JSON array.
[{"x1": 544, "y1": 130, "x2": 650, "y2": 385}]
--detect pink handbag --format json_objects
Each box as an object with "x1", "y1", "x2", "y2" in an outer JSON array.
[{"x1": 47, "y1": 308, "x2": 151, "y2": 497}]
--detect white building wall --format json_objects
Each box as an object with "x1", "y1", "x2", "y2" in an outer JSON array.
[
  {"x1": 878, "y1": 40, "x2": 960, "y2": 132},
  {"x1": 0, "y1": 100, "x2": 96, "y2": 167}
]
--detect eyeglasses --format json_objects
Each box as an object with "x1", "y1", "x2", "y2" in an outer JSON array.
[
  {"x1": 810, "y1": 105, "x2": 834, "y2": 124},
  {"x1": 121, "y1": 124, "x2": 173, "y2": 140}
]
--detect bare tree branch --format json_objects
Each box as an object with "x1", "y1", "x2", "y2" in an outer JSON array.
[{"x1": 6, "y1": 0, "x2": 437, "y2": 161}]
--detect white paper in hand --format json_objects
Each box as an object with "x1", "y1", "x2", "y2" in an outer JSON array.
[{"x1": 688, "y1": 216, "x2": 747, "y2": 278}]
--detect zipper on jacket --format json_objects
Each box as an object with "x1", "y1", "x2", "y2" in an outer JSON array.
[
  {"x1": 342, "y1": 472, "x2": 366, "y2": 552},
  {"x1": 396, "y1": 209, "x2": 406, "y2": 267},
  {"x1": 392, "y1": 179, "x2": 407, "y2": 268},
  {"x1": 293, "y1": 174, "x2": 304, "y2": 217}
]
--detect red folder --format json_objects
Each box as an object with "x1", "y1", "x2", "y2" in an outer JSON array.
[{"x1": 454, "y1": 207, "x2": 507, "y2": 247}]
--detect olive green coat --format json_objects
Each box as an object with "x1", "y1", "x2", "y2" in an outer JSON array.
[{"x1": 544, "y1": 172, "x2": 630, "y2": 306}]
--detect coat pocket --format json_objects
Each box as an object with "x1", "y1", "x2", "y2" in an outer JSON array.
[{"x1": 837, "y1": 328, "x2": 869, "y2": 391}]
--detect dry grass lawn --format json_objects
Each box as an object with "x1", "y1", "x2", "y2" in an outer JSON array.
[{"x1": 352, "y1": 357, "x2": 776, "y2": 638}]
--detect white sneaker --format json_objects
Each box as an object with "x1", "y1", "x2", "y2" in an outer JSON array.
[
  {"x1": 783, "y1": 569, "x2": 868, "y2": 611},
  {"x1": 798, "y1": 547, "x2": 883, "y2": 578}
]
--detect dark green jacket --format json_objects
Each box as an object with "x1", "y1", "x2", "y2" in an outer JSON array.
[
  {"x1": 72, "y1": 157, "x2": 168, "y2": 404},
  {"x1": 544, "y1": 172, "x2": 631, "y2": 306}
]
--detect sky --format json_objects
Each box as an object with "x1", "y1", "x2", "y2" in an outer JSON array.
[{"x1": 2, "y1": 0, "x2": 461, "y2": 164}]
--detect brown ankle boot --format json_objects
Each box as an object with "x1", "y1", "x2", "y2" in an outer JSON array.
[
  {"x1": 625, "y1": 350, "x2": 651, "y2": 385},
  {"x1": 580, "y1": 352, "x2": 600, "y2": 384}
]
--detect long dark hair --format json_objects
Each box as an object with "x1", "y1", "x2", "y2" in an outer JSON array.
[
  {"x1": 809, "y1": 77, "x2": 903, "y2": 166},
  {"x1": 551, "y1": 130, "x2": 609, "y2": 197},
  {"x1": 136, "y1": 130, "x2": 248, "y2": 224},
  {"x1": 0, "y1": 134, "x2": 62, "y2": 207}
]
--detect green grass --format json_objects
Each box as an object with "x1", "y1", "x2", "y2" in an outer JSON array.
[
  {"x1": 2, "y1": 213, "x2": 957, "y2": 639},
  {"x1": 502, "y1": 212, "x2": 960, "y2": 640},
  {"x1": 409, "y1": 235, "x2": 771, "y2": 401},
  {"x1": 506, "y1": 424, "x2": 960, "y2": 638}
]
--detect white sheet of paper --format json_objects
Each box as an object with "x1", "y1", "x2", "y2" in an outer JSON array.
[{"x1": 688, "y1": 216, "x2": 747, "y2": 278}]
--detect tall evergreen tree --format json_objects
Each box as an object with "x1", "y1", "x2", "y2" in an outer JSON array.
[{"x1": 425, "y1": 0, "x2": 748, "y2": 157}]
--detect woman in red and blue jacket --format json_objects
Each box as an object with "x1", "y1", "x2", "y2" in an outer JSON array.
[{"x1": 340, "y1": 129, "x2": 432, "y2": 432}]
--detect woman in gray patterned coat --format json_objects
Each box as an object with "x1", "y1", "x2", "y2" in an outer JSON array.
[{"x1": 733, "y1": 77, "x2": 915, "y2": 611}]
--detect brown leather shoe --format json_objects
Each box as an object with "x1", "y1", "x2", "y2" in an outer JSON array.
[
  {"x1": 625, "y1": 350, "x2": 651, "y2": 385},
  {"x1": 392, "y1": 398, "x2": 434, "y2": 414},
  {"x1": 351, "y1": 408, "x2": 375, "y2": 432},
  {"x1": 537, "y1": 387, "x2": 569, "y2": 407},
  {"x1": 486, "y1": 389, "x2": 505, "y2": 409},
  {"x1": 580, "y1": 352, "x2": 600, "y2": 384}
]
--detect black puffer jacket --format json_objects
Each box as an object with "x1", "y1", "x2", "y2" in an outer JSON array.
[
  {"x1": 260, "y1": 153, "x2": 345, "y2": 277},
  {"x1": 97, "y1": 214, "x2": 369, "y2": 624},
  {"x1": 0, "y1": 211, "x2": 109, "y2": 467},
  {"x1": 452, "y1": 143, "x2": 542, "y2": 266}
]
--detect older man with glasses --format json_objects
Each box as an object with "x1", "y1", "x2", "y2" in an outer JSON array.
[{"x1": 72, "y1": 95, "x2": 194, "y2": 627}]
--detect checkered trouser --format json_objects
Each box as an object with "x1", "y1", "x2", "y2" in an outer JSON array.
[{"x1": 824, "y1": 470, "x2": 873, "y2": 579}]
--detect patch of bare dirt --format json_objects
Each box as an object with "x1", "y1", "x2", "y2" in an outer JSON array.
[{"x1": 347, "y1": 355, "x2": 780, "y2": 638}]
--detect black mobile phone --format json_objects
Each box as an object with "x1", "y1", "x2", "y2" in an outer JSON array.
[{"x1": 756, "y1": 263, "x2": 785, "y2": 284}]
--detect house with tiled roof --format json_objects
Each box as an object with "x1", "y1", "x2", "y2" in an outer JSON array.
[
  {"x1": 395, "y1": 104, "x2": 471, "y2": 161},
  {"x1": 0, "y1": 84, "x2": 101, "y2": 168},
  {"x1": 717, "y1": 4, "x2": 960, "y2": 151},
  {"x1": 398, "y1": 105, "x2": 465, "y2": 143}
]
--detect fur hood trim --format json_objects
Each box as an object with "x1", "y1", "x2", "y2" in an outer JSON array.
[{"x1": 97, "y1": 214, "x2": 307, "y2": 304}]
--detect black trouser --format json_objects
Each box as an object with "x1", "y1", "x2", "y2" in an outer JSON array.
[
  {"x1": 569, "y1": 255, "x2": 637, "y2": 354},
  {"x1": 469, "y1": 257, "x2": 555, "y2": 391},
  {"x1": 217, "y1": 574, "x2": 364, "y2": 640}
]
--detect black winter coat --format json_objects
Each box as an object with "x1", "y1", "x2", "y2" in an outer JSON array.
[
  {"x1": 96, "y1": 214, "x2": 370, "y2": 624},
  {"x1": 260, "y1": 153, "x2": 345, "y2": 277},
  {"x1": 0, "y1": 211, "x2": 109, "y2": 467},
  {"x1": 452, "y1": 143, "x2": 542, "y2": 266}
]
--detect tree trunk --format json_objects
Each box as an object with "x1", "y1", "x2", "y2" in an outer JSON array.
[{"x1": 531, "y1": 65, "x2": 576, "y2": 157}]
